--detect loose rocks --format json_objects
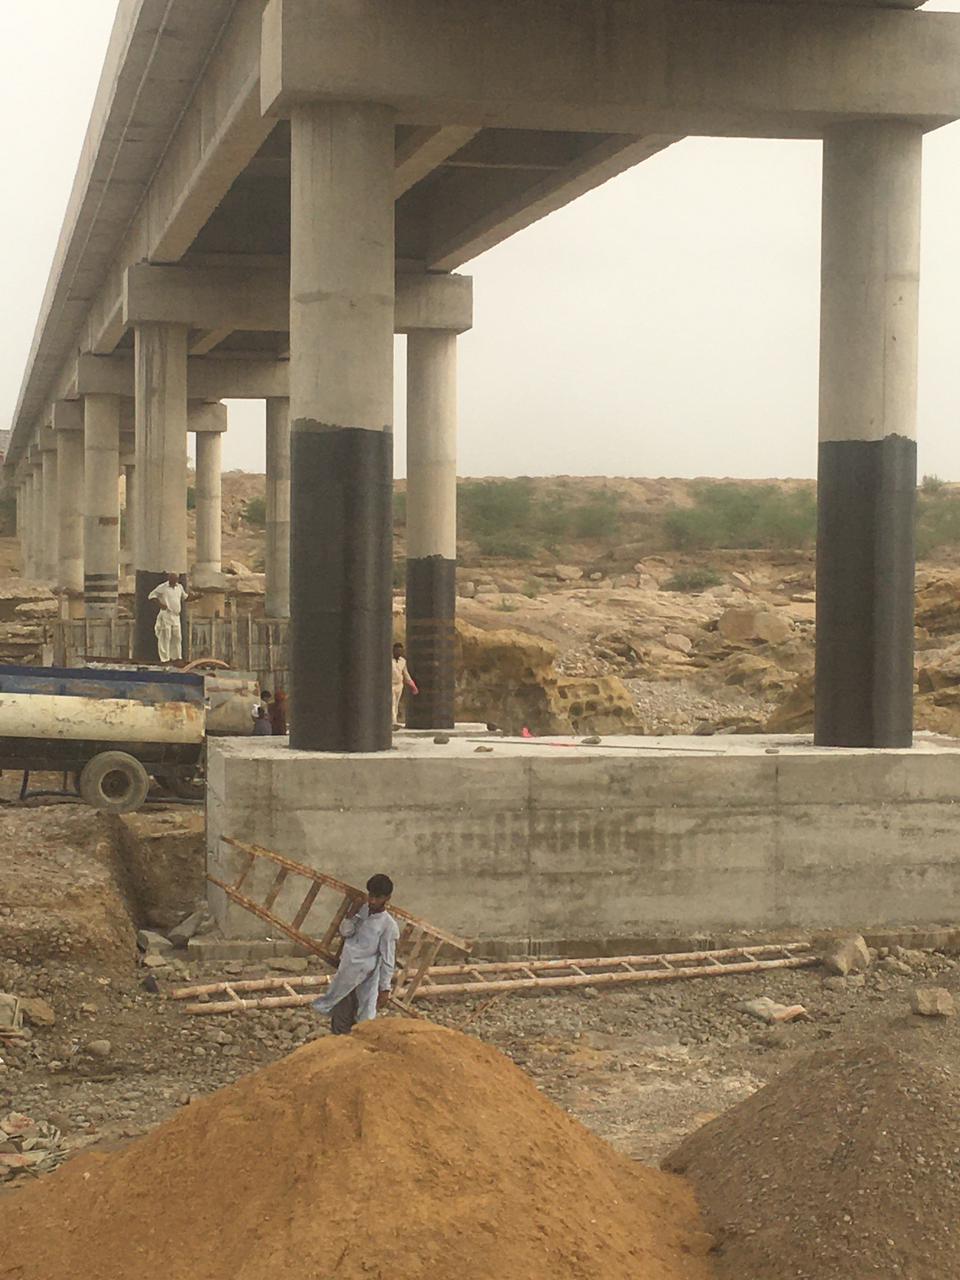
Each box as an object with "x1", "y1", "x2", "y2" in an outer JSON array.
[
  {"x1": 822, "y1": 935, "x2": 871, "y2": 977},
  {"x1": 911, "y1": 987, "x2": 957, "y2": 1018}
]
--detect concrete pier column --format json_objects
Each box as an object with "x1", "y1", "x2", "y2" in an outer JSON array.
[
  {"x1": 265, "y1": 397, "x2": 291, "y2": 620},
  {"x1": 121, "y1": 461, "x2": 136, "y2": 583},
  {"x1": 57, "y1": 429, "x2": 85, "y2": 614},
  {"x1": 816, "y1": 121, "x2": 922, "y2": 748},
  {"x1": 192, "y1": 427, "x2": 224, "y2": 617},
  {"x1": 134, "y1": 323, "x2": 189, "y2": 662},
  {"x1": 40, "y1": 444, "x2": 59, "y2": 585},
  {"x1": 289, "y1": 102, "x2": 396, "y2": 751},
  {"x1": 405, "y1": 331, "x2": 458, "y2": 728},
  {"x1": 83, "y1": 394, "x2": 121, "y2": 617},
  {"x1": 25, "y1": 465, "x2": 40, "y2": 580}
]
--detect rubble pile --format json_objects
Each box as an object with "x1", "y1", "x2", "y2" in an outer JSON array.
[
  {"x1": 0, "y1": 1020, "x2": 714, "y2": 1280},
  {"x1": 666, "y1": 1036, "x2": 960, "y2": 1280}
]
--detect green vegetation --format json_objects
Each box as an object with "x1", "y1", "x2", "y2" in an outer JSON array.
[
  {"x1": 186, "y1": 486, "x2": 196, "y2": 512},
  {"x1": 456, "y1": 479, "x2": 621, "y2": 558},
  {"x1": 242, "y1": 495, "x2": 267, "y2": 528},
  {"x1": 663, "y1": 567, "x2": 723, "y2": 593},
  {"x1": 664, "y1": 482, "x2": 816, "y2": 552},
  {"x1": 921, "y1": 474, "x2": 947, "y2": 496},
  {"x1": 916, "y1": 488, "x2": 960, "y2": 557}
]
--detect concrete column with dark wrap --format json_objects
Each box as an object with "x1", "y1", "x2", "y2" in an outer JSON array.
[
  {"x1": 405, "y1": 331, "x2": 459, "y2": 728},
  {"x1": 816, "y1": 121, "x2": 922, "y2": 749},
  {"x1": 265, "y1": 397, "x2": 290, "y2": 620},
  {"x1": 289, "y1": 102, "x2": 395, "y2": 752},
  {"x1": 83, "y1": 394, "x2": 121, "y2": 617},
  {"x1": 134, "y1": 323, "x2": 189, "y2": 662}
]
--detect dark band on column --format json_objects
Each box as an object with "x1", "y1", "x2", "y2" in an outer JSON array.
[
  {"x1": 290, "y1": 424, "x2": 393, "y2": 752},
  {"x1": 85, "y1": 573, "x2": 119, "y2": 609},
  {"x1": 406, "y1": 556, "x2": 457, "y2": 730},
  {"x1": 815, "y1": 434, "x2": 916, "y2": 748}
]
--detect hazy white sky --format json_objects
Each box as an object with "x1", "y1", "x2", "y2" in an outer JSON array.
[{"x1": 3, "y1": 1, "x2": 960, "y2": 481}]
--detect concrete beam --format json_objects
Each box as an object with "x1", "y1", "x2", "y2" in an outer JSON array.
[
  {"x1": 52, "y1": 400, "x2": 83, "y2": 433},
  {"x1": 76, "y1": 353, "x2": 290, "y2": 401},
  {"x1": 422, "y1": 134, "x2": 678, "y2": 271},
  {"x1": 262, "y1": 0, "x2": 960, "y2": 136},
  {"x1": 120, "y1": 262, "x2": 473, "y2": 334},
  {"x1": 124, "y1": 262, "x2": 289, "y2": 332},
  {"x1": 394, "y1": 126, "x2": 480, "y2": 197},
  {"x1": 8, "y1": 0, "x2": 270, "y2": 467}
]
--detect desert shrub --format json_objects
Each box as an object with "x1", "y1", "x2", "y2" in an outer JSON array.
[
  {"x1": 476, "y1": 530, "x2": 535, "y2": 560},
  {"x1": 916, "y1": 490, "x2": 960, "y2": 557},
  {"x1": 663, "y1": 567, "x2": 723, "y2": 593},
  {"x1": 522, "y1": 578, "x2": 542, "y2": 599},
  {"x1": 186, "y1": 486, "x2": 196, "y2": 511},
  {"x1": 242, "y1": 495, "x2": 267, "y2": 528},
  {"x1": 665, "y1": 482, "x2": 815, "y2": 551},
  {"x1": 571, "y1": 493, "x2": 621, "y2": 538},
  {"x1": 921, "y1": 474, "x2": 947, "y2": 496}
]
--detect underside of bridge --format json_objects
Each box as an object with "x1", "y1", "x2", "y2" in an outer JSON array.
[{"x1": 7, "y1": 0, "x2": 960, "y2": 748}]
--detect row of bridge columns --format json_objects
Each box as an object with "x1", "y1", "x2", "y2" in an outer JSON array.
[
  {"x1": 14, "y1": 282, "x2": 467, "y2": 741},
  {"x1": 12, "y1": 111, "x2": 922, "y2": 752}
]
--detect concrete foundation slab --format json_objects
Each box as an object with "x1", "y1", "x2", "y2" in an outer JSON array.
[{"x1": 207, "y1": 733, "x2": 960, "y2": 953}]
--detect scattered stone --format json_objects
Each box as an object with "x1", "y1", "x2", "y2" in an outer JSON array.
[
  {"x1": 730, "y1": 572, "x2": 752, "y2": 591},
  {"x1": 738, "y1": 997, "x2": 808, "y2": 1025},
  {"x1": 433, "y1": 734, "x2": 451, "y2": 745},
  {"x1": 0, "y1": 993, "x2": 21, "y2": 1031},
  {"x1": 268, "y1": 957, "x2": 309, "y2": 975},
  {"x1": 717, "y1": 607, "x2": 792, "y2": 646},
  {"x1": 911, "y1": 987, "x2": 956, "y2": 1018},
  {"x1": 580, "y1": 735, "x2": 602, "y2": 745},
  {"x1": 19, "y1": 998, "x2": 55, "y2": 1028},
  {"x1": 83, "y1": 1040, "x2": 112, "y2": 1059},
  {"x1": 142, "y1": 952, "x2": 171, "y2": 969},
  {"x1": 662, "y1": 632, "x2": 693, "y2": 655},
  {"x1": 474, "y1": 745, "x2": 494, "y2": 753},
  {"x1": 822, "y1": 977, "x2": 848, "y2": 993},
  {"x1": 879, "y1": 956, "x2": 913, "y2": 977},
  {"x1": 142, "y1": 975, "x2": 161, "y2": 995},
  {"x1": 168, "y1": 910, "x2": 206, "y2": 948},
  {"x1": 822, "y1": 935, "x2": 871, "y2": 977},
  {"x1": 136, "y1": 929, "x2": 173, "y2": 955},
  {"x1": 553, "y1": 564, "x2": 583, "y2": 582}
]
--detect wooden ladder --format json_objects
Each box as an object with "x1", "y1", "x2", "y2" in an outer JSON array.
[
  {"x1": 172, "y1": 941, "x2": 818, "y2": 1016},
  {"x1": 209, "y1": 836, "x2": 472, "y2": 1012}
]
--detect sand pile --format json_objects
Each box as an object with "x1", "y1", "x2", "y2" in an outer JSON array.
[
  {"x1": 0, "y1": 1020, "x2": 714, "y2": 1280},
  {"x1": 666, "y1": 1036, "x2": 960, "y2": 1280}
]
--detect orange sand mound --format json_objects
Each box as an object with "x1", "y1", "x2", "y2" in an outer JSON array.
[{"x1": 0, "y1": 1020, "x2": 714, "y2": 1280}]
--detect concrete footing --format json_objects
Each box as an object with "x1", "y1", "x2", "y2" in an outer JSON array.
[{"x1": 207, "y1": 733, "x2": 960, "y2": 952}]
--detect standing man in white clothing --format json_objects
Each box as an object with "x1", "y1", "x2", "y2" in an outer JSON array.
[
  {"x1": 312, "y1": 874, "x2": 400, "y2": 1035},
  {"x1": 148, "y1": 573, "x2": 189, "y2": 663}
]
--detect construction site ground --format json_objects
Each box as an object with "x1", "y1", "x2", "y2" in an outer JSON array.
[{"x1": 3, "y1": 808, "x2": 959, "y2": 1179}]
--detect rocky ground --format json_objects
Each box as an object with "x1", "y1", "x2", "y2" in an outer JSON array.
[{"x1": 3, "y1": 805, "x2": 959, "y2": 1189}]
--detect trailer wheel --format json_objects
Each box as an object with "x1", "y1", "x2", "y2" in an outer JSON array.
[{"x1": 79, "y1": 752, "x2": 150, "y2": 814}]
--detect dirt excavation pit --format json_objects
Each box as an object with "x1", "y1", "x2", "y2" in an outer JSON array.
[
  {"x1": 667, "y1": 1034, "x2": 960, "y2": 1280},
  {"x1": 0, "y1": 1020, "x2": 714, "y2": 1280}
]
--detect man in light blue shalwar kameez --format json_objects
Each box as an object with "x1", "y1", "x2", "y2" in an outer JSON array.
[{"x1": 313, "y1": 874, "x2": 400, "y2": 1036}]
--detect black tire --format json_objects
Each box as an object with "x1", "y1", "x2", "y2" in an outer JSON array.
[{"x1": 79, "y1": 752, "x2": 150, "y2": 814}]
